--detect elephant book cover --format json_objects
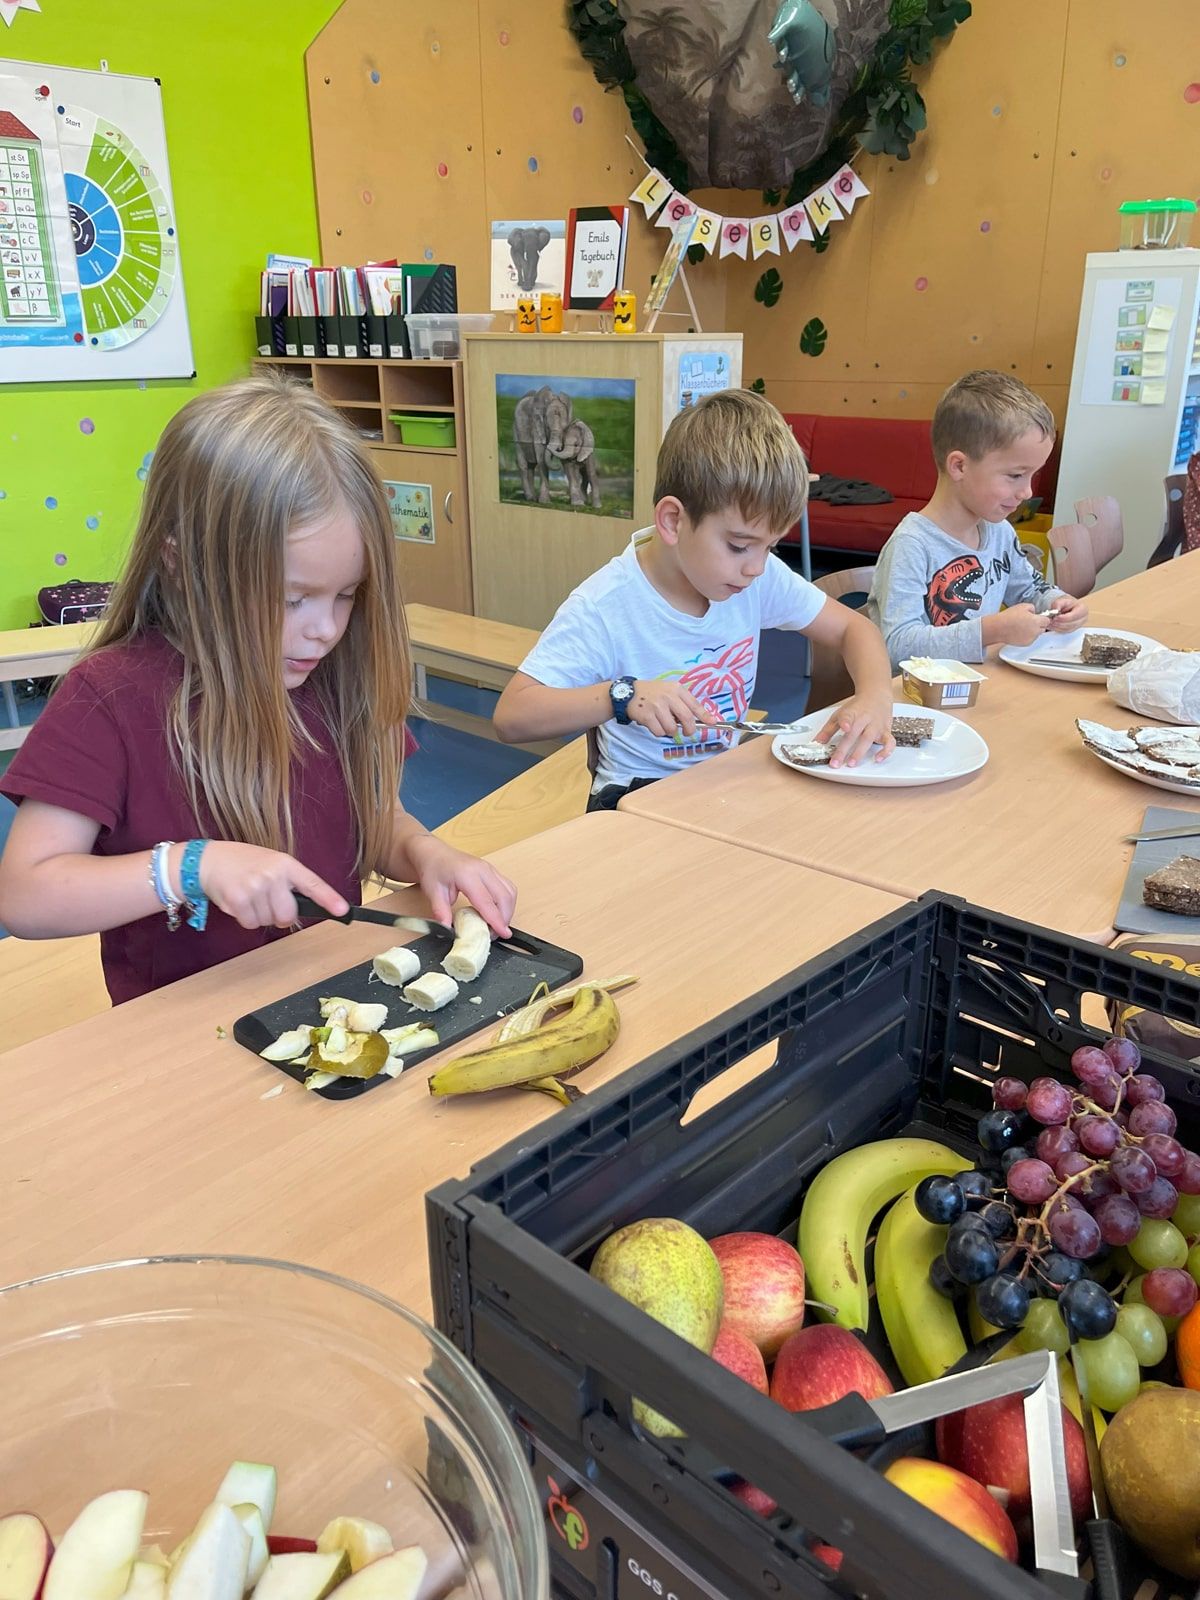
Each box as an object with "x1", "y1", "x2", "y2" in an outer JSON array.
[
  {"x1": 496, "y1": 373, "x2": 635, "y2": 518},
  {"x1": 490, "y1": 219, "x2": 566, "y2": 313}
]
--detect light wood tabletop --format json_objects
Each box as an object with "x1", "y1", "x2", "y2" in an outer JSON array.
[
  {"x1": 0, "y1": 811, "x2": 904, "y2": 1315},
  {"x1": 1080, "y1": 555, "x2": 1199, "y2": 626},
  {"x1": 619, "y1": 562, "x2": 1200, "y2": 938}
]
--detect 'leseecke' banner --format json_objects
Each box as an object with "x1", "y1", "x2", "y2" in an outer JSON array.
[{"x1": 630, "y1": 163, "x2": 870, "y2": 259}]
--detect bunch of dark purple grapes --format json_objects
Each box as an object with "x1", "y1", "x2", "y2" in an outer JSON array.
[{"x1": 919, "y1": 1037, "x2": 1200, "y2": 1342}]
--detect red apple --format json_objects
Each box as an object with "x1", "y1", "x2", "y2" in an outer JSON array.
[
  {"x1": 709, "y1": 1233, "x2": 806, "y2": 1359},
  {"x1": 266, "y1": 1535, "x2": 319, "y2": 1554},
  {"x1": 728, "y1": 1480, "x2": 777, "y2": 1517},
  {"x1": 884, "y1": 1458, "x2": 1018, "y2": 1563},
  {"x1": 712, "y1": 1324, "x2": 769, "y2": 1393},
  {"x1": 0, "y1": 1512, "x2": 54, "y2": 1600},
  {"x1": 769, "y1": 1324, "x2": 893, "y2": 1412},
  {"x1": 936, "y1": 1392, "x2": 1091, "y2": 1534}
]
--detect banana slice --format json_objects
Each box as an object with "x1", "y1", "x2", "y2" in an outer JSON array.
[
  {"x1": 373, "y1": 945, "x2": 422, "y2": 986},
  {"x1": 442, "y1": 907, "x2": 492, "y2": 983},
  {"x1": 404, "y1": 971, "x2": 460, "y2": 1012}
]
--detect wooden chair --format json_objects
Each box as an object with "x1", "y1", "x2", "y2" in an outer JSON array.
[
  {"x1": 1047, "y1": 496, "x2": 1124, "y2": 597},
  {"x1": 1147, "y1": 473, "x2": 1188, "y2": 567},
  {"x1": 809, "y1": 565, "x2": 876, "y2": 709}
]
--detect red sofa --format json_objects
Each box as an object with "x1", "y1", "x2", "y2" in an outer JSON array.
[{"x1": 783, "y1": 413, "x2": 1060, "y2": 556}]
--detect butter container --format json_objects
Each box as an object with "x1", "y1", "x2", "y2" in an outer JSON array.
[{"x1": 900, "y1": 657, "x2": 986, "y2": 709}]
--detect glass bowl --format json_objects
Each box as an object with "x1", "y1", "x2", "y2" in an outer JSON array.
[{"x1": 0, "y1": 1254, "x2": 548, "y2": 1600}]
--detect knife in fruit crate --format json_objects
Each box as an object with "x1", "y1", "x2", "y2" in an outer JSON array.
[
  {"x1": 803, "y1": 1350, "x2": 1082, "y2": 1587},
  {"x1": 294, "y1": 894, "x2": 454, "y2": 940}
]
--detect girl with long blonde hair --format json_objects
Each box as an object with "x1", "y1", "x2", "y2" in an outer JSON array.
[{"x1": 0, "y1": 374, "x2": 515, "y2": 1002}]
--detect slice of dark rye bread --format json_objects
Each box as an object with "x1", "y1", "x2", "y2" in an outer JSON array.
[
  {"x1": 1143, "y1": 856, "x2": 1200, "y2": 916},
  {"x1": 891, "y1": 715, "x2": 934, "y2": 747},
  {"x1": 1081, "y1": 633, "x2": 1142, "y2": 667}
]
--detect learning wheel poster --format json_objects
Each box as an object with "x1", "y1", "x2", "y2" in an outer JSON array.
[{"x1": 0, "y1": 60, "x2": 192, "y2": 382}]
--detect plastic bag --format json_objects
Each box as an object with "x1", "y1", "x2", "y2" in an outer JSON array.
[{"x1": 1109, "y1": 647, "x2": 1200, "y2": 724}]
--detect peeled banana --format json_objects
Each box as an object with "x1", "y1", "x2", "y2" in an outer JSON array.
[
  {"x1": 441, "y1": 907, "x2": 492, "y2": 982},
  {"x1": 798, "y1": 1137, "x2": 970, "y2": 1330},
  {"x1": 428, "y1": 984, "x2": 619, "y2": 1097},
  {"x1": 875, "y1": 1184, "x2": 968, "y2": 1386}
]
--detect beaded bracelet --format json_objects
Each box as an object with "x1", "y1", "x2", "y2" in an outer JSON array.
[
  {"x1": 149, "y1": 840, "x2": 182, "y2": 932},
  {"x1": 179, "y1": 838, "x2": 210, "y2": 932}
]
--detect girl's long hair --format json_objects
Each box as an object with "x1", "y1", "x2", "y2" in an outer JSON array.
[{"x1": 88, "y1": 372, "x2": 410, "y2": 878}]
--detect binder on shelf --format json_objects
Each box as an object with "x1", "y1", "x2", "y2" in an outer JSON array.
[
  {"x1": 294, "y1": 317, "x2": 318, "y2": 358},
  {"x1": 318, "y1": 315, "x2": 341, "y2": 357},
  {"x1": 364, "y1": 314, "x2": 387, "y2": 359},
  {"x1": 254, "y1": 315, "x2": 281, "y2": 357},
  {"x1": 339, "y1": 315, "x2": 364, "y2": 359},
  {"x1": 385, "y1": 313, "x2": 409, "y2": 358},
  {"x1": 403, "y1": 263, "x2": 458, "y2": 315}
]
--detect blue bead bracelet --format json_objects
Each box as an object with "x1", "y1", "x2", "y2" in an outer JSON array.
[{"x1": 180, "y1": 838, "x2": 210, "y2": 931}]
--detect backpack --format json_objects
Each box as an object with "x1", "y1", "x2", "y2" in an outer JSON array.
[{"x1": 37, "y1": 579, "x2": 114, "y2": 626}]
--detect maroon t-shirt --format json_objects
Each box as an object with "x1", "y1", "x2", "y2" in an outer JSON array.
[{"x1": 0, "y1": 632, "x2": 401, "y2": 1005}]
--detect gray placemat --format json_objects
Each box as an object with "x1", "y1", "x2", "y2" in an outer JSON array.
[{"x1": 1115, "y1": 804, "x2": 1200, "y2": 935}]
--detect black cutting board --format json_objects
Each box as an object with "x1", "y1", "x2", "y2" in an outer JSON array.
[
  {"x1": 233, "y1": 926, "x2": 583, "y2": 1100},
  {"x1": 1115, "y1": 805, "x2": 1200, "y2": 936}
]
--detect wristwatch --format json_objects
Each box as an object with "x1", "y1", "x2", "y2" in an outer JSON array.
[{"x1": 609, "y1": 676, "x2": 637, "y2": 725}]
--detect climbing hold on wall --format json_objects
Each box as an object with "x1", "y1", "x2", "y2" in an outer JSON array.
[
  {"x1": 44, "y1": 497, "x2": 57, "y2": 510},
  {"x1": 136, "y1": 467, "x2": 148, "y2": 482},
  {"x1": 992, "y1": 104, "x2": 1002, "y2": 116},
  {"x1": 1185, "y1": 83, "x2": 1200, "y2": 104},
  {"x1": 437, "y1": 161, "x2": 448, "y2": 177},
  {"x1": 527, "y1": 156, "x2": 538, "y2": 172},
  {"x1": 1113, "y1": 53, "x2": 1127, "y2": 68},
  {"x1": 54, "y1": 553, "x2": 67, "y2": 567},
  {"x1": 979, "y1": 220, "x2": 991, "y2": 232},
  {"x1": 572, "y1": 106, "x2": 584, "y2": 124},
  {"x1": 79, "y1": 418, "x2": 94, "y2": 434},
  {"x1": 499, "y1": 30, "x2": 509, "y2": 45},
  {"x1": 423, "y1": 246, "x2": 434, "y2": 261},
  {"x1": 914, "y1": 276, "x2": 928, "y2": 291},
  {"x1": 924, "y1": 168, "x2": 939, "y2": 185},
  {"x1": 86, "y1": 516, "x2": 99, "y2": 530},
  {"x1": 370, "y1": 70, "x2": 381, "y2": 84},
  {"x1": 362, "y1": 189, "x2": 373, "y2": 205}
]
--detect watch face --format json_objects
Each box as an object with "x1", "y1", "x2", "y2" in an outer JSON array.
[{"x1": 612, "y1": 680, "x2": 633, "y2": 702}]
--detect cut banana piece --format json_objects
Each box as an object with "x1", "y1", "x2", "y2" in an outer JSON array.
[
  {"x1": 442, "y1": 907, "x2": 492, "y2": 983},
  {"x1": 404, "y1": 971, "x2": 460, "y2": 1012},
  {"x1": 373, "y1": 945, "x2": 422, "y2": 987},
  {"x1": 344, "y1": 1001, "x2": 388, "y2": 1034}
]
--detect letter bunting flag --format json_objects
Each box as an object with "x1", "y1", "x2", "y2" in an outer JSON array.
[{"x1": 629, "y1": 163, "x2": 869, "y2": 256}]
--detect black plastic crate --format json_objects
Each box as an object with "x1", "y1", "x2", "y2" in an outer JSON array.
[{"x1": 426, "y1": 893, "x2": 1200, "y2": 1600}]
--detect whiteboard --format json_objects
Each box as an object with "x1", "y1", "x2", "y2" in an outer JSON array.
[{"x1": 0, "y1": 60, "x2": 192, "y2": 382}]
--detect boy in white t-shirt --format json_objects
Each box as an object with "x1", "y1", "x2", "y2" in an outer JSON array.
[
  {"x1": 865, "y1": 370, "x2": 1088, "y2": 670},
  {"x1": 494, "y1": 389, "x2": 895, "y2": 809}
]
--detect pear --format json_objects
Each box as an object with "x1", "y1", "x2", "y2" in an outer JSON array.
[
  {"x1": 1100, "y1": 1386, "x2": 1200, "y2": 1579},
  {"x1": 590, "y1": 1217, "x2": 723, "y2": 1437}
]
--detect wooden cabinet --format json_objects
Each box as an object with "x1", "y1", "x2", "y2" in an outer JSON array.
[{"x1": 254, "y1": 357, "x2": 473, "y2": 614}]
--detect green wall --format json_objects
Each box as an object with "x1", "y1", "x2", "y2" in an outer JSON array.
[{"x1": 0, "y1": 0, "x2": 341, "y2": 629}]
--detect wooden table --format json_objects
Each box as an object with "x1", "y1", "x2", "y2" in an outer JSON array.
[
  {"x1": 0, "y1": 812, "x2": 904, "y2": 1313},
  {"x1": 620, "y1": 657, "x2": 1200, "y2": 941},
  {"x1": 0, "y1": 621, "x2": 94, "y2": 750},
  {"x1": 1086, "y1": 554, "x2": 1200, "y2": 626}
]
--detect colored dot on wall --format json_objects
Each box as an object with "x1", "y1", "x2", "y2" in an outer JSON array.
[
  {"x1": 527, "y1": 156, "x2": 539, "y2": 173},
  {"x1": 992, "y1": 104, "x2": 1002, "y2": 116},
  {"x1": 143, "y1": 452, "x2": 154, "y2": 467},
  {"x1": 1185, "y1": 83, "x2": 1200, "y2": 103},
  {"x1": 45, "y1": 496, "x2": 58, "y2": 509},
  {"x1": 86, "y1": 516, "x2": 99, "y2": 530},
  {"x1": 79, "y1": 417, "x2": 94, "y2": 434},
  {"x1": 136, "y1": 467, "x2": 148, "y2": 482},
  {"x1": 1114, "y1": 53, "x2": 1127, "y2": 67},
  {"x1": 54, "y1": 553, "x2": 67, "y2": 567},
  {"x1": 436, "y1": 161, "x2": 448, "y2": 177},
  {"x1": 1100, "y1": 166, "x2": 1113, "y2": 180},
  {"x1": 979, "y1": 220, "x2": 991, "y2": 232},
  {"x1": 423, "y1": 246, "x2": 434, "y2": 261},
  {"x1": 498, "y1": 30, "x2": 509, "y2": 44},
  {"x1": 0, "y1": 490, "x2": 6, "y2": 500},
  {"x1": 370, "y1": 70, "x2": 381, "y2": 84},
  {"x1": 362, "y1": 189, "x2": 373, "y2": 205},
  {"x1": 914, "y1": 276, "x2": 928, "y2": 291},
  {"x1": 924, "y1": 168, "x2": 939, "y2": 186},
  {"x1": 572, "y1": 106, "x2": 584, "y2": 124}
]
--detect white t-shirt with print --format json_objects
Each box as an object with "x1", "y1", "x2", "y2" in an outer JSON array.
[{"x1": 518, "y1": 530, "x2": 826, "y2": 791}]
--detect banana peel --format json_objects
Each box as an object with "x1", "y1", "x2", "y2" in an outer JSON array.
[{"x1": 428, "y1": 983, "x2": 624, "y2": 1098}]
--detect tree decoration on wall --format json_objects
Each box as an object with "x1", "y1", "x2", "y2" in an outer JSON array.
[
  {"x1": 0, "y1": 0, "x2": 42, "y2": 26},
  {"x1": 567, "y1": 0, "x2": 970, "y2": 197}
]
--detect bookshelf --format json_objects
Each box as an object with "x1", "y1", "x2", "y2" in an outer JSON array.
[{"x1": 254, "y1": 357, "x2": 473, "y2": 614}]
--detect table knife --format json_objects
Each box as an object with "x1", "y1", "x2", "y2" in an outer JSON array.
[
  {"x1": 294, "y1": 894, "x2": 454, "y2": 940},
  {"x1": 1026, "y1": 656, "x2": 1097, "y2": 671},
  {"x1": 1123, "y1": 822, "x2": 1200, "y2": 843},
  {"x1": 804, "y1": 1349, "x2": 1079, "y2": 1582}
]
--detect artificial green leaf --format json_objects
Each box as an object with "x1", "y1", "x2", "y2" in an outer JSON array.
[
  {"x1": 748, "y1": 377, "x2": 767, "y2": 394},
  {"x1": 810, "y1": 229, "x2": 830, "y2": 253},
  {"x1": 761, "y1": 187, "x2": 783, "y2": 208},
  {"x1": 889, "y1": 0, "x2": 928, "y2": 24},
  {"x1": 800, "y1": 318, "x2": 828, "y2": 357},
  {"x1": 686, "y1": 243, "x2": 706, "y2": 265},
  {"x1": 754, "y1": 267, "x2": 783, "y2": 308}
]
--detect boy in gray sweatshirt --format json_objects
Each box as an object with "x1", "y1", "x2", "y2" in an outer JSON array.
[{"x1": 866, "y1": 371, "x2": 1088, "y2": 670}]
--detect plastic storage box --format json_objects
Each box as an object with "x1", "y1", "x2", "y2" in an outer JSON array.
[
  {"x1": 1118, "y1": 199, "x2": 1196, "y2": 251},
  {"x1": 389, "y1": 412, "x2": 457, "y2": 447},
  {"x1": 427, "y1": 892, "x2": 1200, "y2": 1600},
  {"x1": 405, "y1": 312, "x2": 495, "y2": 359}
]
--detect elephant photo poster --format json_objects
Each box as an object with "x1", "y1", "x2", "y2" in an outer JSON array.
[
  {"x1": 490, "y1": 219, "x2": 566, "y2": 313},
  {"x1": 495, "y1": 372, "x2": 635, "y2": 519}
]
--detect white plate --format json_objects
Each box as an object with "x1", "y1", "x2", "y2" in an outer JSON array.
[
  {"x1": 770, "y1": 701, "x2": 989, "y2": 788},
  {"x1": 998, "y1": 627, "x2": 1163, "y2": 683},
  {"x1": 1084, "y1": 745, "x2": 1200, "y2": 796}
]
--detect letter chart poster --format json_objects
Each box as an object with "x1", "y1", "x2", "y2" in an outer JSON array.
[{"x1": 0, "y1": 59, "x2": 192, "y2": 382}]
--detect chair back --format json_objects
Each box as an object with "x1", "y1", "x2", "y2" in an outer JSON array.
[
  {"x1": 1073, "y1": 496, "x2": 1124, "y2": 573},
  {"x1": 1047, "y1": 522, "x2": 1096, "y2": 597},
  {"x1": 1148, "y1": 473, "x2": 1188, "y2": 566},
  {"x1": 808, "y1": 565, "x2": 877, "y2": 707}
]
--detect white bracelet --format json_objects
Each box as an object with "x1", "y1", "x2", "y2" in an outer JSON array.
[{"x1": 149, "y1": 840, "x2": 182, "y2": 932}]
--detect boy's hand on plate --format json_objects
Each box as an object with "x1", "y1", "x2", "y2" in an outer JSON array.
[{"x1": 815, "y1": 693, "x2": 896, "y2": 768}]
